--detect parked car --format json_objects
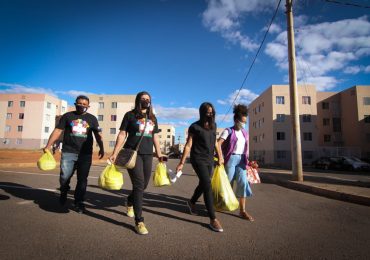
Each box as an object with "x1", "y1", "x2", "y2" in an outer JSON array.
[
  {"x1": 336, "y1": 156, "x2": 370, "y2": 171},
  {"x1": 312, "y1": 157, "x2": 333, "y2": 170}
]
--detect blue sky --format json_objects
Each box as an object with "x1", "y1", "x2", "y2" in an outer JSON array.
[{"x1": 1, "y1": 0, "x2": 369, "y2": 142}]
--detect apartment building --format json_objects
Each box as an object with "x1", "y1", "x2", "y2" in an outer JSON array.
[
  {"x1": 88, "y1": 94, "x2": 136, "y2": 152},
  {"x1": 316, "y1": 85, "x2": 370, "y2": 159},
  {"x1": 157, "y1": 124, "x2": 175, "y2": 154},
  {"x1": 249, "y1": 84, "x2": 318, "y2": 167},
  {"x1": 0, "y1": 94, "x2": 67, "y2": 149}
]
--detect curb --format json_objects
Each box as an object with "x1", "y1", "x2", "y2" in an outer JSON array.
[{"x1": 261, "y1": 174, "x2": 370, "y2": 207}]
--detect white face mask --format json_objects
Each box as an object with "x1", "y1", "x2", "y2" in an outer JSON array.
[{"x1": 236, "y1": 120, "x2": 246, "y2": 129}]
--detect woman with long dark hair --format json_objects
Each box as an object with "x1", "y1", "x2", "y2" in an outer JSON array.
[
  {"x1": 176, "y1": 102, "x2": 225, "y2": 232},
  {"x1": 110, "y1": 91, "x2": 164, "y2": 235}
]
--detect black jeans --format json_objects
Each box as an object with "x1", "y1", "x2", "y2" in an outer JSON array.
[
  {"x1": 127, "y1": 154, "x2": 153, "y2": 224},
  {"x1": 190, "y1": 160, "x2": 216, "y2": 220},
  {"x1": 60, "y1": 152, "x2": 92, "y2": 203}
]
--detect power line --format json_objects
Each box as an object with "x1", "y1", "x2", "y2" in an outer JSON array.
[
  {"x1": 323, "y1": 0, "x2": 370, "y2": 9},
  {"x1": 220, "y1": 0, "x2": 282, "y2": 124}
]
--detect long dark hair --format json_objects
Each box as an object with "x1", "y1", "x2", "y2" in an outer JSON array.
[
  {"x1": 199, "y1": 102, "x2": 216, "y2": 130},
  {"x1": 133, "y1": 91, "x2": 156, "y2": 122}
]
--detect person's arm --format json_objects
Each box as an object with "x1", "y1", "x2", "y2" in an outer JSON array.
[
  {"x1": 93, "y1": 131, "x2": 105, "y2": 159},
  {"x1": 43, "y1": 128, "x2": 63, "y2": 152},
  {"x1": 109, "y1": 130, "x2": 127, "y2": 163},
  {"x1": 216, "y1": 138, "x2": 224, "y2": 165},
  {"x1": 176, "y1": 134, "x2": 193, "y2": 173},
  {"x1": 153, "y1": 133, "x2": 164, "y2": 162}
]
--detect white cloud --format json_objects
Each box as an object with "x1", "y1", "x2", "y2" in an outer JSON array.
[
  {"x1": 344, "y1": 66, "x2": 361, "y2": 74},
  {"x1": 217, "y1": 88, "x2": 259, "y2": 105},
  {"x1": 202, "y1": 0, "x2": 276, "y2": 51},
  {"x1": 55, "y1": 90, "x2": 95, "y2": 98},
  {"x1": 365, "y1": 66, "x2": 370, "y2": 73},
  {"x1": 0, "y1": 82, "x2": 57, "y2": 96},
  {"x1": 265, "y1": 16, "x2": 370, "y2": 90},
  {"x1": 154, "y1": 105, "x2": 198, "y2": 120}
]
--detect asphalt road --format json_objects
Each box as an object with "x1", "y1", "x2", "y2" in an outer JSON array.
[{"x1": 1, "y1": 160, "x2": 370, "y2": 259}]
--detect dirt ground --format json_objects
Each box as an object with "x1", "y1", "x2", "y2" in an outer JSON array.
[{"x1": 0, "y1": 149, "x2": 106, "y2": 164}]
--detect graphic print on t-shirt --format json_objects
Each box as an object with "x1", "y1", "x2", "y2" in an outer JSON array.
[
  {"x1": 136, "y1": 118, "x2": 154, "y2": 137},
  {"x1": 70, "y1": 119, "x2": 90, "y2": 138}
]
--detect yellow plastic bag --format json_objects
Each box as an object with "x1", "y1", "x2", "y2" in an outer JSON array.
[
  {"x1": 211, "y1": 165, "x2": 239, "y2": 211},
  {"x1": 98, "y1": 164, "x2": 124, "y2": 190},
  {"x1": 153, "y1": 163, "x2": 171, "y2": 187},
  {"x1": 37, "y1": 150, "x2": 56, "y2": 171}
]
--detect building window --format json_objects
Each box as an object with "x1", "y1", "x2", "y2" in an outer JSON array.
[
  {"x1": 303, "y1": 132, "x2": 312, "y2": 141},
  {"x1": 16, "y1": 139, "x2": 22, "y2": 145},
  {"x1": 167, "y1": 129, "x2": 171, "y2": 132},
  {"x1": 167, "y1": 135, "x2": 170, "y2": 138},
  {"x1": 364, "y1": 115, "x2": 370, "y2": 123},
  {"x1": 47, "y1": 102, "x2": 51, "y2": 109},
  {"x1": 302, "y1": 114, "x2": 311, "y2": 122},
  {"x1": 46, "y1": 114, "x2": 50, "y2": 121},
  {"x1": 5, "y1": 125, "x2": 11, "y2": 132},
  {"x1": 276, "y1": 96, "x2": 285, "y2": 104},
  {"x1": 277, "y1": 150, "x2": 287, "y2": 159},
  {"x1": 110, "y1": 128, "x2": 116, "y2": 134},
  {"x1": 109, "y1": 141, "x2": 116, "y2": 147},
  {"x1": 322, "y1": 102, "x2": 329, "y2": 109},
  {"x1": 276, "y1": 114, "x2": 285, "y2": 122},
  {"x1": 324, "y1": 135, "x2": 331, "y2": 142},
  {"x1": 363, "y1": 97, "x2": 370, "y2": 105},
  {"x1": 277, "y1": 132, "x2": 285, "y2": 140},
  {"x1": 303, "y1": 151, "x2": 313, "y2": 159},
  {"x1": 253, "y1": 136, "x2": 257, "y2": 143},
  {"x1": 112, "y1": 102, "x2": 117, "y2": 108},
  {"x1": 18, "y1": 126, "x2": 23, "y2": 132},
  {"x1": 3, "y1": 138, "x2": 10, "y2": 144},
  {"x1": 45, "y1": 127, "x2": 49, "y2": 133},
  {"x1": 99, "y1": 102, "x2": 104, "y2": 109},
  {"x1": 333, "y1": 118, "x2": 341, "y2": 132},
  {"x1": 6, "y1": 113, "x2": 12, "y2": 119},
  {"x1": 302, "y1": 96, "x2": 311, "y2": 105},
  {"x1": 98, "y1": 115, "x2": 104, "y2": 121},
  {"x1": 8, "y1": 101, "x2": 13, "y2": 107},
  {"x1": 111, "y1": 115, "x2": 117, "y2": 121},
  {"x1": 20, "y1": 101, "x2": 26, "y2": 107},
  {"x1": 323, "y1": 118, "x2": 330, "y2": 126}
]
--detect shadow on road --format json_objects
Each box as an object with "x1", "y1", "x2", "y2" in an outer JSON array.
[{"x1": 0, "y1": 182, "x2": 69, "y2": 213}]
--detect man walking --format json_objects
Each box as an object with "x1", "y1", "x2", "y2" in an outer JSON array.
[{"x1": 44, "y1": 95, "x2": 104, "y2": 213}]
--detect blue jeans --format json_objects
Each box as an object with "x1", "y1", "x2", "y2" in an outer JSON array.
[
  {"x1": 60, "y1": 152, "x2": 92, "y2": 203},
  {"x1": 225, "y1": 154, "x2": 252, "y2": 198}
]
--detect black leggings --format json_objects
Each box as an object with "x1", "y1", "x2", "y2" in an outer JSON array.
[
  {"x1": 127, "y1": 154, "x2": 153, "y2": 224},
  {"x1": 190, "y1": 160, "x2": 216, "y2": 220}
]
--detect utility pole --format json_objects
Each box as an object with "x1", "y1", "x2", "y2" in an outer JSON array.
[{"x1": 286, "y1": 0, "x2": 303, "y2": 181}]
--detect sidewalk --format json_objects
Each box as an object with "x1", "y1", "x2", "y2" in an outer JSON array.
[{"x1": 259, "y1": 168, "x2": 370, "y2": 206}]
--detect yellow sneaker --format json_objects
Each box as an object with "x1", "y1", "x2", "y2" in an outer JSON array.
[
  {"x1": 127, "y1": 206, "x2": 135, "y2": 218},
  {"x1": 135, "y1": 222, "x2": 149, "y2": 235}
]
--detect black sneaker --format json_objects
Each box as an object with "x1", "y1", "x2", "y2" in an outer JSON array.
[
  {"x1": 186, "y1": 200, "x2": 196, "y2": 215},
  {"x1": 59, "y1": 192, "x2": 67, "y2": 205},
  {"x1": 74, "y1": 202, "x2": 86, "y2": 214}
]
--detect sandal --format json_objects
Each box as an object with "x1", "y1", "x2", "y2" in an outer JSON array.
[{"x1": 239, "y1": 211, "x2": 254, "y2": 221}]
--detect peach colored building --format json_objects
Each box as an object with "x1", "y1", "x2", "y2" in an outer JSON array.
[
  {"x1": 249, "y1": 84, "x2": 318, "y2": 167},
  {"x1": 249, "y1": 85, "x2": 370, "y2": 167},
  {"x1": 0, "y1": 94, "x2": 67, "y2": 149},
  {"x1": 316, "y1": 85, "x2": 370, "y2": 159},
  {"x1": 88, "y1": 94, "x2": 136, "y2": 152},
  {"x1": 157, "y1": 124, "x2": 176, "y2": 154}
]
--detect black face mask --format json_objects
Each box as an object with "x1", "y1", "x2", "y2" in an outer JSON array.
[
  {"x1": 75, "y1": 104, "x2": 88, "y2": 114},
  {"x1": 140, "y1": 100, "x2": 150, "y2": 109}
]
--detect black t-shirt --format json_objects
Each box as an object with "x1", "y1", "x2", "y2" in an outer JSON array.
[
  {"x1": 189, "y1": 121, "x2": 217, "y2": 163},
  {"x1": 56, "y1": 111, "x2": 101, "y2": 155},
  {"x1": 119, "y1": 111, "x2": 159, "y2": 155}
]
